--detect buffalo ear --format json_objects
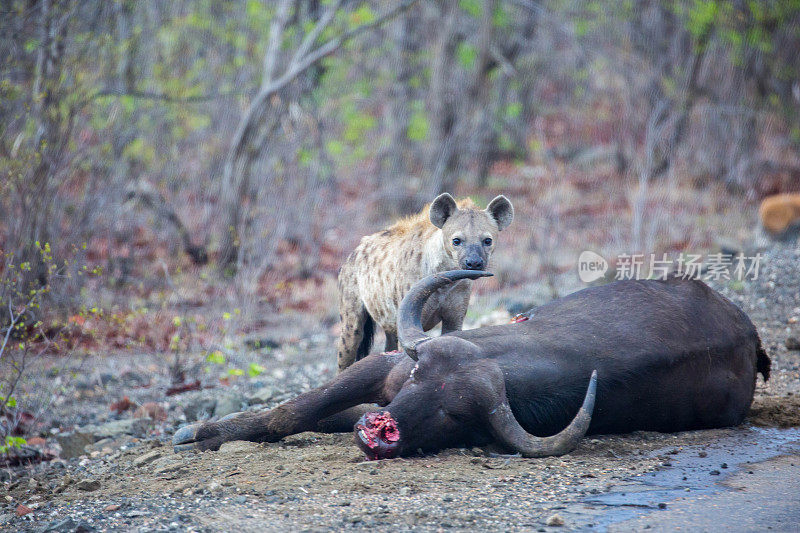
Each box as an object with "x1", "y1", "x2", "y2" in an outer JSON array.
[
  {"x1": 486, "y1": 195, "x2": 514, "y2": 231},
  {"x1": 430, "y1": 193, "x2": 458, "y2": 229}
]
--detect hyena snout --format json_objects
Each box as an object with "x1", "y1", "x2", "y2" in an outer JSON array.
[{"x1": 461, "y1": 245, "x2": 486, "y2": 270}]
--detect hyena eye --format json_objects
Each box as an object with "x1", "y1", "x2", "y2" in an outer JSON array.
[
  {"x1": 452, "y1": 238, "x2": 461, "y2": 246},
  {"x1": 483, "y1": 238, "x2": 493, "y2": 246}
]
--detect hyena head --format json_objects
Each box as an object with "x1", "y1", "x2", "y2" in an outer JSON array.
[{"x1": 429, "y1": 193, "x2": 514, "y2": 270}]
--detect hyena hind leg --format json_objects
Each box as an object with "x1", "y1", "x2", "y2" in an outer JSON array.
[{"x1": 337, "y1": 300, "x2": 372, "y2": 373}]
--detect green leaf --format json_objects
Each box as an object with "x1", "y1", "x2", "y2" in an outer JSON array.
[
  {"x1": 206, "y1": 350, "x2": 226, "y2": 365},
  {"x1": 459, "y1": 0, "x2": 482, "y2": 17},
  {"x1": 457, "y1": 42, "x2": 478, "y2": 70},
  {"x1": 407, "y1": 107, "x2": 429, "y2": 142},
  {"x1": 247, "y1": 363, "x2": 266, "y2": 377},
  {"x1": 505, "y1": 102, "x2": 523, "y2": 119},
  {"x1": 493, "y1": 5, "x2": 510, "y2": 28},
  {"x1": 326, "y1": 140, "x2": 345, "y2": 156},
  {"x1": 227, "y1": 368, "x2": 245, "y2": 377},
  {"x1": 350, "y1": 4, "x2": 376, "y2": 27}
]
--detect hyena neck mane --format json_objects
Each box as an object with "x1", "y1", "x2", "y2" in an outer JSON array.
[{"x1": 421, "y1": 229, "x2": 458, "y2": 275}]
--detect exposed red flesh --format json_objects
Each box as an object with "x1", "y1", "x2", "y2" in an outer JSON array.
[{"x1": 355, "y1": 411, "x2": 400, "y2": 460}]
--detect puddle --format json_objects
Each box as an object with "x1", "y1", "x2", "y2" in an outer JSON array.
[{"x1": 582, "y1": 426, "x2": 800, "y2": 531}]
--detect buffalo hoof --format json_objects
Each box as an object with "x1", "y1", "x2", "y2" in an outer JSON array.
[{"x1": 172, "y1": 412, "x2": 244, "y2": 452}]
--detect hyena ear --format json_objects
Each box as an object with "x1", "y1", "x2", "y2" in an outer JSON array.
[
  {"x1": 486, "y1": 195, "x2": 514, "y2": 231},
  {"x1": 430, "y1": 193, "x2": 458, "y2": 229}
]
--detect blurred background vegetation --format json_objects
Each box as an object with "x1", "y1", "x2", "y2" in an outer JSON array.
[{"x1": 1, "y1": 0, "x2": 800, "y2": 347}]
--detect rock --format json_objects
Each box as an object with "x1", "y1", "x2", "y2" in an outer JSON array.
[
  {"x1": 53, "y1": 474, "x2": 74, "y2": 494},
  {"x1": 150, "y1": 456, "x2": 183, "y2": 475},
  {"x1": 244, "y1": 337, "x2": 280, "y2": 351},
  {"x1": 132, "y1": 449, "x2": 163, "y2": 467},
  {"x1": 133, "y1": 402, "x2": 167, "y2": 422},
  {"x1": 235, "y1": 495, "x2": 247, "y2": 504},
  {"x1": 76, "y1": 479, "x2": 101, "y2": 491},
  {"x1": 104, "y1": 504, "x2": 121, "y2": 512},
  {"x1": 55, "y1": 431, "x2": 94, "y2": 459},
  {"x1": 214, "y1": 392, "x2": 245, "y2": 418},
  {"x1": 39, "y1": 518, "x2": 94, "y2": 532},
  {"x1": 715, "y1": 237, "x2": 744, "y2": 257},
  {"x1": 120, "y1": 370, "x2": 149, "y2": 387},
  {"x1": 183, "y1": 397, "x2": 217, "y2": 422},
  {"x1": 16, "y1": 504, "x2": 34, "y2": 517},
  {"x1": 546, "y1": 514, "x2": 565, "y2": 527},
  {"x1": 786, "y1": 336, "x2": 800, "y2": 351},
  {"x1": 84, "y1": 435, "x2": 134, "y2": 455},
  {"x1": 219, "y1": 441, "x2": 260, "y2": 454},
  {"x1": 248, "y1": 386, "x2": 275, "y2": 405},
  {"x1": 84, "y1": 418, "x2": 152, "y2": 439}
]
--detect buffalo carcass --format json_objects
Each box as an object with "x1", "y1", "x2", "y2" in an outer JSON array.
[{"x1": 173, "y1": 271, "x2": 770, "y2": 459}]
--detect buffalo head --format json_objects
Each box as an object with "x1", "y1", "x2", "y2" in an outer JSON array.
[{"x1": 354, "y1": 270, "x2": 597, "y2": 460}]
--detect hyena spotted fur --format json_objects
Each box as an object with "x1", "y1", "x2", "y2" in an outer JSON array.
[{"x1": 337, "y1": 193, "x2": 514, "y2": 372}]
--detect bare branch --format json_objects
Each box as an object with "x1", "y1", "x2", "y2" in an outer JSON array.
[
  {"x1": 263, "y1": 0, "x2": 293, "y2": 87},
  {"x1": 288, "y1": 0, "x2": 344, "y2": 69}
]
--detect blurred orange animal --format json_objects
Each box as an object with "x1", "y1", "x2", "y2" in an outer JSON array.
[{"x1": 759, "y1": 193, "x2": 800, "y2": 236}]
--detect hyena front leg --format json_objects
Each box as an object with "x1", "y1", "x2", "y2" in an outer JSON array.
[
  {"x1": 384, "y1": 331, "x2": 398, "y2": 352},
  {"x1": 440, "y1": 285, "x2": 471, "y2": 334}
]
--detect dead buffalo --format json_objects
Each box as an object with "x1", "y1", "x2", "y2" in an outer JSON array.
[{"x1": 173, "y1": 270, "x2": 770, "y2": 459}]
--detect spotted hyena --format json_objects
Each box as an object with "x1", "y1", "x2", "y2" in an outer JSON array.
[{"x1": 336, "y1": 193, "x2": 514, "y2": 372}]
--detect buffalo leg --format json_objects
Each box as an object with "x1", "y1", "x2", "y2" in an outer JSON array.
[
  {"x1": 173, "y1": 352, "x2": 408, "y2": 451},
  {"x1": 317, "y1": 405, "x2": 378, "y2": 433}
]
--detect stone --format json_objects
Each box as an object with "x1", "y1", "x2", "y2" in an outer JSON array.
[
  {"x1": 214, "y1": 392, "x2": 245, "y2": 418},
  {"x1": 39, "y1": 518, "x2": 95, "y2": 532},
  {"x1": 84, "y1": 418, "x2": 152, "y2": 439},
  {"x1": 183, "y1": 397, "x2": 217, "y2": 422},
  {"x1": 219, "y1": 441, "x2": 260, "y2": 454},
  {"x1": 150, "y1": 456, "x2": 183, "y2": 475},
  {"x1": 15, "y1": 504, "x2": 33, "y2": 517},
  {"x1": 76, "y1": 479, "x2": 101, "y2": 491},
  {"x1": 546, "y1": 514, "x2": 565, "y2": 527},
  {"x1": 55, "y1": 431, "x2": 94, "y2": 459},
  {"x1": 248, "y1": 386, "x2": 275, "y2": 405},
  {"x1": 132, "y1": 449, "x2": 163, "y2": 467},
  {"x1": 785, "y1": 336, "x2": 800, "y2": 351}
]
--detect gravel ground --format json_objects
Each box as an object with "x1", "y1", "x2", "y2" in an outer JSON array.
[{"x1": 2, "y1": 241, "x2": 799, "y2": 532}]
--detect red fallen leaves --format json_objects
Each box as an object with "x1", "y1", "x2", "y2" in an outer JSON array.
[
  {"x1": 26, "y1": 437, "x2": 46, "y2": 447},
  {"x1": 16, "y1": 504, "x2": 34, "y2": 517},
  {"x1": 166, "y1": 380, "x2": 201, "y2": 396},
  {"x1": 109, "y1": 396, "x2": 136, "y2": 414},
  {"x1": 511, "y1": 314, "x2": 530, "y2": 323}
]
